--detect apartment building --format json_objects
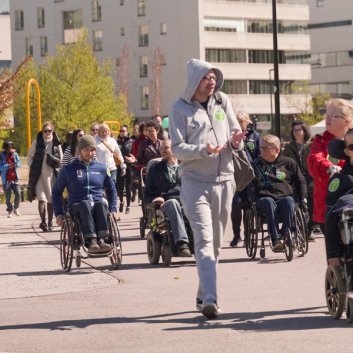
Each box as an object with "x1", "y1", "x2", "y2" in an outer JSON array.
[
  {"x1": 0, "y1": 10, "x2": 11, "y2": 69},
  {"x1": 9, "y1": 0, "x2": 310, "y2": 128},
  {"x1": 308, "y1": 0, "x2": 353, "y2": 100}
]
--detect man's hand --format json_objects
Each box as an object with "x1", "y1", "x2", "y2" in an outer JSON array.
[
  {"x1": 207, "y1": 143, "x2": 227, "y2": 154},
  {"x1": 152, "y1": 197, "x2": 165, "y2": 205},
  {"x1": 111, "y1": 212, "x2": 120, "y2": 221},
  {"x1": 327, "y1": 257, "x2": 342, "y2": 267},
  {"x1": 230, "y1": 129, "x2": 246, "y2": 149},
  {"x1": 125, "y1": 154, "x2": 136, "y2": 164},
  {"x1": 56, "y1": 215, "x2": 64, "y2": 227}
]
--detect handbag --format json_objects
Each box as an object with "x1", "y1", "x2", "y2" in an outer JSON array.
[
  {"x1": 46, "y1": 152, "x2": 61, "y2": 169},
  {"x1": 100, "y1": 139, "x2": 123, "y2": 167},
  {"x1": 233, "y1": 149, "x2": 255, "y2": 192}
]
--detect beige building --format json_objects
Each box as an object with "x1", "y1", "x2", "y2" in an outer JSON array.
[
  {"x1": 0, "y1": 10, "x2": 11, "y2": 68},
  {"x1": 9, "y1": 0, "x2": 310, "y2": 128},
  {"x1": 308, "y1": 0, "x2": 353, "y2": 100}
]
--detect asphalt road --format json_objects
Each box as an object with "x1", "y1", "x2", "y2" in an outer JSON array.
[{"x1": 0, "y1": 201, "x2": 352, "y2": 353}]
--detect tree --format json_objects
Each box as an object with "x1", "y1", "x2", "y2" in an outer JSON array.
[
  {"x1": 11, "y1": 30, "x2": 133, "y2": 152},
  {"x1": 150, "y1": 48, "x2": 164, "y2": 116}
]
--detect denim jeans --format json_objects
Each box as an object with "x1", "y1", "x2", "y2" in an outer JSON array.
[
  {"x1": 5, "y1": 182, "x2": 20, "y2": 212},
  {"x1": 71, "y1": 200, "x2": 109, "y2": 239},
  {"x1": 161, "y1": 199, "x2": 189, "y2": 244},
  {"x1": 256, "y1": 196, "x2": 295, "y2": 243}
]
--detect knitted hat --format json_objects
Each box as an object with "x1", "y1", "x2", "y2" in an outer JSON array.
[{"x1": 77, "y1": 135, "x2": 96, "y2": 153}]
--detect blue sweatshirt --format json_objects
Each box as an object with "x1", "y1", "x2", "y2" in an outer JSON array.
[
  {"x1": 52, "y1": 158, "x2": 117, "y2": 216},
  {"x1": 0, "y1": 151, "x2": 21, "y2": 186}
]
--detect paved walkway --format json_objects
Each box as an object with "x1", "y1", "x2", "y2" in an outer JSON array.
[{"x1": 0, "y1": 201, "x2": 353, "y2": 353}]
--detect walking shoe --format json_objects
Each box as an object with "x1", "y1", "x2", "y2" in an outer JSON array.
[
  {"x1": 131, "y1": 193, "x2": 136, "y2": 203},
  {"x1": 99, "y1": 239, "x2": 111, "y2": 252},
  {"x1": 13, "y1": 209, "x2": 21, "y2": 216},
  {"x1": 313, "y1": 225, "x2": 322, "y2": 234},
  {"x1": 7, "y1": 211, "x2": 13, "y2": 218},
  {"x1": 88, "y1": 238, "x2": 100, "y2": 253},
  {"x1": 272, "y1": 241, "x2": 283, "y2": 252},
  {"x1": 125, "y1": 207, "x2": 130, "y2": 214},
  {"x1": 39, "y1": 222, "x2": 48, "y2": 232},
  {"x1": 230, "y1": 237, "x2": 240, "y2": 247},
  {"x1": 201, "y1": 300, "x2": 220, "y2": 319},
  {"x1": 196, "y1": 298, "x2": 203, "y2": 312},
  {"x1": 48, "y1": 222, "x2": 54, "y2": 231},
  {"x1": 119, "y1": 203, "x2": 124, "y2": 213},
  {"x1": 308, "y1": 233, "x2": 316, "y2": 242},
  {"x1": 177, "y1": 243, "x2": 192, "y2": 257}
]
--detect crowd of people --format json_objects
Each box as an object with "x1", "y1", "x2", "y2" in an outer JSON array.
[{"x1": 2, "y1": 58, "x2": 353, "y2": 320}]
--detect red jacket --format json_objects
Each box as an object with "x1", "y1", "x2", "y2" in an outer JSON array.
[{"x1": 307, "y1": 131, "x2": 345, "y2": 223}]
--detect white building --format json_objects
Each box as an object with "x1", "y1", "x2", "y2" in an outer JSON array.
[
  {"x1": 308, "y1": 0, "x2": 353, "y2": 99},
  {"x1": 0, "y1": 10, "x2": 11, "y2": 68},
  {"x1": 9, "y1": 0, "x2": 310, "y2": 128}
]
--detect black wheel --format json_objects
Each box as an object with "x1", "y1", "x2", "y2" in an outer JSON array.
[
  {"x1": 162, "y1": 243, "x2": 172, "y2": 266},
  {"x1": 295, "y1": 206, "x2": 308, "y2": 255},
  {"x1": 60, "y1": 218, "x2": 74, "y2": 272},
  {"x1": 325, "y1": 265, "x2": 345, "y2": 319},
  {"x1": 260, "y1": 248, "x2": 265, "y2": 259},
  {"x1": 346, "y1": 298, "x2": 353, "y2": 323},
  {"x1": 109, "y1": 215, "x2": 123, "y2": 269},
  {"x1": 140, "y1": 217, "x2": 146, "y2": 239},
  {"x1": 283, "y1": 228, "x2": 293, "y2": 262},
  {"x1": 76, "y1": 254, "x2": 81, "y2": 268},
  {"x1": 244, "y1": 207, "x2": 258, "y2": 259},
  {"x1": 146, "y1": 231, "x2": 161, "y2": 264}
]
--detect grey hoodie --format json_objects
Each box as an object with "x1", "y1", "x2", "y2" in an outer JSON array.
[{"x1": 169, "y1": 59, "x2": 242, "y2": 183}]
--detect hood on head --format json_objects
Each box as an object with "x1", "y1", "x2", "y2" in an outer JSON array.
[{"x1": 181, "y1": 58, "x2": 224, "y2": 104}]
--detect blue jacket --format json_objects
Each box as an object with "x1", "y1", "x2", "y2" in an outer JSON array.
[
  {"x1": 0, "y1": 151, "x2": 21, "y2": 186},
  {"x1": 52, "y1": 158, "x2": 117, "y2": 216}
]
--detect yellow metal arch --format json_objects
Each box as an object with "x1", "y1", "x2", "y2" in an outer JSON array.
[
  {"x1": 26, "y1": 78, "x2": 42, "y2": 151},
  {"x1": 103, "y1": 120, "x2": 120, "y2": 136}
]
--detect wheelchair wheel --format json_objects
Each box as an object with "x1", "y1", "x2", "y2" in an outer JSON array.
[
  {"x1": 283, "y1": 228, "x2": 293, "y2": 262},
  {"x1": 140, "y1": 217, "x2": 146, "y2": 239},
  {"x1": 109, "y1": 215, "x2": 123, "y2": 269},
  {"x1": 147, "y1": 231, "x2": 161, "y2": 264},
  {"x1": 244, "y1": 207, "x2": 258, "y2": 259},
  {"x1": 325, "y1": 265, "x2": 345, "y2": 319},
  {"x1": 60, "y1": 218, "x2": 74, "y2": 272},
  {"x1": 295, "y1": 206, "x2": 308, "y2": 255},
  {"x1": 346, "y1": 298, "x2": 353, "y2": 323},
  {"x1": 162, "y1": 243, "x2": 172, "y2": 266}
]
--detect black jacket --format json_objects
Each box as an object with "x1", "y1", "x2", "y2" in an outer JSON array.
[
  {"x1": 144, "y1": 160, "x2": 181, "y2": 205},
  {"x1": 252, "y1": 155, "x2": 307, "y2": 201}
]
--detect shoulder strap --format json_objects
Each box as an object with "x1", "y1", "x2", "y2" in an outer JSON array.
[
  {"x1": 215, "y1": 92, "x2": 225, "y2": 110},
  {"x1": 100, "y1": 139, "x2": 114, "y2": 154}
]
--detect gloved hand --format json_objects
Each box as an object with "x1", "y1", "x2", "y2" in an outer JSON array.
[{"x1": 120, "y1": 164, "x2": 127, "y2": 177}]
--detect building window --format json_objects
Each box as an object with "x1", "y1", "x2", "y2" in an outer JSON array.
[
  {"x1": 206, "y1": 49, "x2": 246, "y2": 63},
  {"x1": 121, "y1": 27, "x2": 125, "y2": 36},
  {"x1": 308, "y1": 20, "x2": 352, "y2": 30},
  {"x1": 137, "y1": 0, "x2": 146, "y2": 16},
  {"x1": 223, "y1": 80, "x2": 247, "y2": 94},
  {"x1": 63, "y1": 9, "x2": 83, "y2": 44},
  {"x1": 40, "y1": 36, "x2": 48, "y2": 56},
  {"x1": 160, "y1": 23, "x2": 167, "y2": 35},
  {"x1": 138, "y1": 25, "x2": 149, "y2": 47},
  {"x1": 91, "y1": 1, "x2": 102, "y2": 22},
  {"x1": 204, "y1": 18, "x2": 245, "y2": 33},
  {"x1": 37, "y1": 7, "x2": 45, "y2": 28},
  {"x1": 14, "y1": 10, "x2": 24, "y2": 30},
  {"x1": 140, "y1": 86, "x2": 149, "y2": 110},
  {"x1": 139, "y1": 56, "x2": 148, "y2": 77},
  {"x1": 248, "y1": 20, "x2": 307, "y2": 34},
  {"x1": 93, "y1": 30, "x2": 103, "y2": 51},
  {"x1": 25, "y1": 38, "x2": 33, "y2": 56},
  {"x1": 249, "y1": 80, "x2": 294, "y2": 95}
]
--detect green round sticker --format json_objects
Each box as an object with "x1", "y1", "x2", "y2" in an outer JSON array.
[
  {"x1": 328, "y1": 155, "x2": 339, "y2": 165},
  {"x1": 247, "y1": 141, "x2": 255, "y2": 151},
  {"x1": 213, "y1": 109, "x2": 225, "y2": 121},
  {"x1": 276, "y1": 170, "x2": 286, "y2": 181},
  {"x1": 328, "y1": 178, "x2": 340, "y2": 192}
]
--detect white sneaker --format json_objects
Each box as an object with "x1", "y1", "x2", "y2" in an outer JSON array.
[
  {"x1": 7, "y1": 211, "x2": 13, "y2": 218},
  {"x1": 14, "y1": 209, "x2": 21, "y2": 216},
  {"x1": 201, "y1": 300, "x2": 220, "y2": 319}
]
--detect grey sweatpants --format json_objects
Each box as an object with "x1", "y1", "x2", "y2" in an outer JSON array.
[{"x1": 181, "y1": 177, "x2": 234, "y2": 304}]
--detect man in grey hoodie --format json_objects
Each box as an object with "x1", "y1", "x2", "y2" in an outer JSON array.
[{"x1": 169, "y1": 58, "x2": 244, "y2": 319}]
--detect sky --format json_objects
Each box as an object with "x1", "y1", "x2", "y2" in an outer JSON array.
[{"x1": 0, "y1": 0, "x2": 9, "y2": 13}]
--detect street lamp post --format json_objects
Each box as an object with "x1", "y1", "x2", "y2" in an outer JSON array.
[
  {"x1": 269, "y1": 68, "x2": 274, "y2": 125},
  {"x1": 272, "y1": 0, "x2": 281, "y2": 139}
]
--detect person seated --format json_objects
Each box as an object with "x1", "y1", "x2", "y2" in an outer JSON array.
[
  {"x1": 325, "y1": 128, "x2": 353, "y2": 267},
  {"x1": 52, "y1": 135, "x2": 118, "y2": 253},
  {"x1": 144, "y1": 139, "x2": 192, "y2": 257},
  {"x1": 252, "y1": 135, "x2": 307, "y2": 251}
]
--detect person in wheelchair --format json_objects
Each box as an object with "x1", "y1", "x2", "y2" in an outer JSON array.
[
  {"x1": 52, "y1": 135, "x2": 118, "y2": 254},
  {"x1": 325, "y1": 129, "x2": 353, "y2": 267},
  {"x1": 252, "y1": 135, "x2": 308, "y2": 251},
  {"x1": 144, "y1": 139, "x2": 192, "y2": 257}
]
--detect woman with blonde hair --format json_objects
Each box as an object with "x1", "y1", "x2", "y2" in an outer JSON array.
[{"x1": 95, "y1": 123, "x2": 125, "y2": 185}]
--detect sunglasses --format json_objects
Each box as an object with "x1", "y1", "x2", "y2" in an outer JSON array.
[
  {"x1": 346, "y1": 144, "x2": 353, "y2": 151},
  {"x1": 120, "y1": 130, "x2": 127, "y2": 133},
  {"x1": 43, "y1": 129, "x2": 52, "y2": 133}
]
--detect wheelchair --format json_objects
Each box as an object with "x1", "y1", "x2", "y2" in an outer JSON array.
[
  {"x1": 146, "y1": 201, "x2": 194, "y2": 266},
  {"x1": 60, "y1": 212, "x2": 122, "y2": 272},
  {"x1": 325, "y1": 208, "x2": 353, "y2": 322},
  {"x1": 244, "y1": 201, "x2": 308, "y2": 262}
]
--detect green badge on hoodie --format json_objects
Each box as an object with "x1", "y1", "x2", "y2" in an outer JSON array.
[
  {"x1": 328, "y1": 178, "x2": 340, "y2": 192},
  {"x1": 213, "y1": 108, "x2": 226, "y2": 121}
]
